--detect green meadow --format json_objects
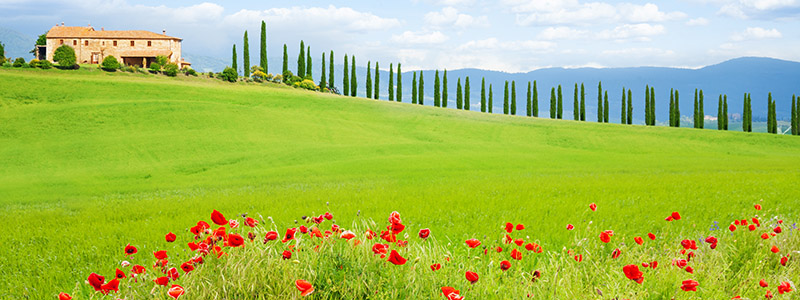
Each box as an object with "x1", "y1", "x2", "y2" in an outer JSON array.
[{"x1": 1, "y1": 67, "x2": 799, "y2": 299}]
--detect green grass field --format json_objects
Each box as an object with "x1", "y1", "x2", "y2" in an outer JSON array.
[{"x1": 1, "y1": 67, "x2": 799, "y2": 299}]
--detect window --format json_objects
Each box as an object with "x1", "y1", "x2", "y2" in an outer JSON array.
[
  {"x1": 113, "y1": 41, "x2": 117, "y2": 47},
  {"x1": 59, "y1": 40, "x2": 64, "y2": 45},
  {"x1": 147, "y1": 41, "x2": 152, "y2": 47},
  {"x1": 73, "y1": 40, "x2": 77, "y2": 46},
  {"x1": 84, "y1": 40, "x2": 88, "y2": 46},
  {"x1": 130, "y1": 41, "x2": 135, "y2": 46}
]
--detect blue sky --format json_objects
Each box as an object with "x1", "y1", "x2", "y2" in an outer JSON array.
[{"x1": 1, "y1": 0, "x2": 798, "y2": 72}]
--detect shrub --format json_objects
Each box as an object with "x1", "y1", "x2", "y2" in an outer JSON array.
[
  {"x1": 163, "y1": 63, "x2": 179, "y2": 77},
  {"x1": 298, "y1": 79, "x2": 319, "y2": 91},
  {"x1": 282, "y1": 70, "x2": 294, "y2": 84},
  {"x1": 220, "y1": 67, "x2": 238, "y2": 83},
  {"x1": 53, "y1": 45, "x2": 77, "y2": 68},
  {"x1": 155, "y1": 55, "x2": 169, "y2": 66},
  {"x1": 149, "y1": 62, "x2": 162, "y2": 74},
  {"x1": 37, "y1": 60, "x2": 52, "y2": 69},
  {"x1": 29, "y1": 59, "x2": 40, "y2": 68},
  {"x1": 13, "y1": 57, "x2": 25, "y2": 67},
  {"x1": 101, "y1": 56, "x2": 120, "y2": 72},
  {"x1": 1, "y1": 62, "x2": 10, "y2": 68},
  {"x1": 183, "y1": 68, "x2": 197, "y2": 76},
  {"x1": 252, "y1": 70, "x2": 267, "y2": 82},
  {"x1": 272, "y1": 74, "x2": 282, "y2": 83}
]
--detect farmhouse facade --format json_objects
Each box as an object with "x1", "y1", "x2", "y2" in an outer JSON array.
[{"x1": 41, "y1": 23, "x2": 189, "y2": 68}]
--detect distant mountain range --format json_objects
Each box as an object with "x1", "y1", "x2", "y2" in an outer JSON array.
[{"x1": 3, "y1": 26, "x2": 798, "y2": 122}]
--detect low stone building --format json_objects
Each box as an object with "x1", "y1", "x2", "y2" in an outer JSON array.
[{"x1": 40, "y1": 23, "x2": 189, "y2": 68}]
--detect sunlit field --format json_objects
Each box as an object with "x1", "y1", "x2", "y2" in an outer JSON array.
[{"x1": 1, "y1": 68, "x2": 798, "y2": 299}]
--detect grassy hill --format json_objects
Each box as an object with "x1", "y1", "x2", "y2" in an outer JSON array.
[{"x1": 1, "y1": 67, "x2": 799, "y2": 299}]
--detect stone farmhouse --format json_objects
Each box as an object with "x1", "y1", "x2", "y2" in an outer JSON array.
[{"x1": 39, "y1": 23, "x2": 189, "y2": 68}]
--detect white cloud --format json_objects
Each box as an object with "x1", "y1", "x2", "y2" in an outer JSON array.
[
  {"x1": 718, "y1": 0, "x2": 800, "y2": 18},
  {"x1": 224, "y1": 5, "x2": 402, "y2": 32},
  {"x1": 457, "y1": 38, "x2": 556, "y2": 52},
  {"x1": 391, "y1": 31, "x2": 449, "y2": 44},
  {"x1": 425, "y1": 6, "x2": 489, "y2": 28},
  {"x1": 601, "y1": 47, "x2": 676, "y2": 57},
  {"x1": 537, "y1": 26, "x2": 588, "y2": 40},
  {"x1": 620, "y1": 3, "x2": 688, "y2": 23},
  {"x1": 686, "y1": 17, "x2": 710, "y2": 26},
  {"x1": 596, "y1": 23, "x2": 666, "y2": 41},
  {"x1": 731, "y1": 27, "x2": 782, "y2": 41},
  {"x1": 504, "y1": 1, "x2": 686, "y2": 25}
]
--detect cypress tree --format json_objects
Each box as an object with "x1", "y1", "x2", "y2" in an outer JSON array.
[
  {"x1": 243, "y1": 31, "x2": 250, "y2": 77},
  {"x1": 434, "y1": 70, "x2": 441, "y2": 107},
  {"x1": 456, "y1": 78, "x2": 463, "y2": 110},
  {"x1": 597, "y1": 82, "x2": 603, "y2": 123},
  {"x1": 743, "y1": 93, "x2": 749, "y2": 132},
  {"x1": 573, "y1": 84, "x2": 579, "y2": 120},
  {"x1": 350, "y1": 56, "x2": 357, "y2": 97},
  {"x1": 320, "y1": 53, "x2": 326, "y2": 91},
  {"x1": 675, "y1": 90, "x2": 680, "y2": 127},
  {"x1": 603, "y1": 91, "x2": 609, "y2": 123},
  {"x1": 550, "y1": 87, "x2": 556, "y2": 119},
  {"x1": 796, "y1": 94, "x2": 800, "y2": 134},
  {"x1": 533, "y1": 81, "x2": 539, "y2": 117},
  {"x1": 627, "y1": 89, "x2": 633, "y2": 125},
  {"x1": 768, "y1": 93, "x2": 775, "y2": 134},
  {"x1": 282, "y1": 44, "x2": 288, "y2": 77},
  {"x1": 418, "y1": 72, "x2": 424, "y2": 105},
  {"x1": 442, "y1": 70, "x2": 448, "y2": 108},
  {"x1": 580, "y1": 83, "x2": 585, "y2": 121},
  {"x1": 465, "y1": 77, "x2": 471, "y2": 111},
  {"x1": 669, "y1": 89, "x2": 675, "y2": 127},
  {"x1": 343, "y1": 55, "x2": 349, "y2": 95},
  {"x1": 723, "y1": 95, "x2": 728, "y2": 130},
  {"x1": 232, "y1": 44, "x2": 238, "y2": 76},
  {"x1": 489, "y1": 84, "x2": 494, "y2": 113},
  {"x1": 718, "y1": 95, "x2": 723, "y2": 130},
  {"x1": 527, "y1": 82, "x2": 532, "y2": 116},
  {"x1": 622, "y1": 87, "x2": 627, "y2": 124},
  {"x1": 328, "y1": 51, "x2": 334, "y2": 89},
  {"x1": 481, "y1": 78, "x2": 486, "y2": 112},
  {"x1": 397, "y1": 64, "x2": 402, "y2": 102},
  {"x1": 374, "y1": 62, "x2": 380, "y2": 100},
  {"x1": 650, "y1": 87, "x2": 656, "y2": 126},
  {"x1": 366, "y1": 61, "x2": 372, "y2": 99},
  {"x1": 511, "y1": 81, "x2": 516, "y2": 115},
  {"x1": 260, "y1": 21, "x2": 267, "y2": 74},
  {"x1": 306, "y1": 46, "x2": 312, "y2": 79},
  {"x1": 298, "y1": 40, "x2": 305, "y2": 78},
  {"x1": 699, "y1": 90, "x2": 704, "y2": 129},
  {"x1": 694, "y1": 89, "x2": 699, "y2": 128},
  {"x1": 504, "y1": 81, "x2": 509, "y2": 114},
  {"x1": 557, "y1": 85, "x2": 562, "y2": 119},
  {"x1": 412, "y1": 72, "x2": 417, "y2": 104},
  {"x1": 388, "y1": 64, "x2": 394, "y2": 101},
  {"x1": 792, "y1": 95, "x2": 797, "y2": 135}
]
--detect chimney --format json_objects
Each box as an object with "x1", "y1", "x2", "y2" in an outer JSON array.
[
  {"x1": 61, "y1": 22, "x2": 64, "y2": 26},
  {"x1": 101, "y1": 27, "x2": 104, "y2": 31},
  {"x1": 162, "y1": 29, "x2": 166, "y2": 35}
]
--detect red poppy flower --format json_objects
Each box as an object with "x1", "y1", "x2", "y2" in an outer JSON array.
[
  {"x1": 673, "y1": 259, "x2": 688, "y2": 268},
  {"x1": 387, "y1": 250, "x2": 407, "y2": 265},
  {"x1": 154, "y1": 276, "x2": 169, "y2": 286},
  {"x1": 504, "y1": 234, "x2": 513, "y2": 244},
  {"x1": 778, "y1": 281, "x2": 792, "y2": 294},
  {"x1": 390, "y1": 223, "x2": 405, "y2": 235},
  {"x1": 754, "y1": 204, "x2": 762, "y2": 210},
  {"x1": 761, "y1": 233, "x2": 770, "y2": 239},
  {"x1": 599, "y1": 230, "x2": 613, "y2": 243},
  {"x1": 622, "y1": 265, "x2": 643, "y2": 284},
  {"x1": 681, "y1": 279, "x2": 699, "y2": 292},
  {"x1": 589, "y1": 203, "x2": 597, "y2": 211},
  {"x1": 760, "y1": 279, "x2": 769, "y2": 288},
  {"x1": 748, "y1": 224, "x2": 756, "y2": 231},
  {"x1": 566, "y1": 224, "x2": 574, "y2": 230},
  {"x1": 282, "y1": 228, "x2": 298, "y2": 243},
  {"x1": 430, "y1": 263, "x2": 441, "y2": 271},
  {"x1": 372, "y1": 243, "x2": 389, "y2": 255},
  {"x1": 685, "y1": 266, "x2": 694, "y2": 273},
  {"x1": 124, "y1": 244, "x2": 137, "y2": 256},
  {"x1": 650, "y1": 261, "x2": 658, "y2": 269},
  {"x1": 100, "y1": 278, "x2": 119, "y2": 294},
  {"x1": 282, "y1": 250, "x2": 292, "y2": 260},
  {"x1": 87, "y1": 273, "x2": 105, "y2": 291},
  {"x1": 729, "y1": 224, "x2": 737, "y2": 232},
  {"x1": 165, "y1": 232, "x2": 176, "y2": 243},
  {"x1": 465, "y1": 239, "x2": 481, "y2": 248},
  {"x1": 419, "y1": 228, "x2": 430, "y2": 239},
  {"x1": 532, "y1": 270, "x2": 541, "y2": 282},
  {"x1": 642, "y1": 262, "x2": 649, "y2": 268},
  {"x1": 774, "y1": 226, "x2": 782, "y2": 234},
  {"x1": 612, "y1": 248, "x2": 621, "y2": 259},
  {"x1": 648, "y1": 232, "x2": 656, "y2": 240},
  {"x1": 672, "y1": 212, "x2": 681, "y2": 220},
  {"x1": 388, "y1": 211, "x2": 401, "y2": 224},
  {"x1": 324, "y1": 212, "x2": 334, "y2": 220},
  {"x1": 505, "y1": 222, "x2": 514, "y2": 233},
  {"x1": 442, "y1": 286, "x2": 461, "y2": 299},
  {"x1": 500, "y1": 260, "x2": 511, "y2": 271},
  {"x1": 167, "y1": 267, "x2": 179, "y2": 280},
  {"x1": 58, "y1": 292, "x2": 71, "y2": 300},
  {"x1": 780, "y1": 256, "x2": 788, "y2": 266},
  {"x1": 211, "y1": 209, "x2": 227, "y2": 226},
  {"x1": 338, "y1": 230, "x2": 355, "y2": 240},
  {"x1": 634, "y1": 236, "x2": 643, "y2": 245},
  {"x1": 115, "y1": 268, "x2": 126, "y2": 279},
  {"x1": 574, "y1": 254, "x2": 583, "y2": 262},
  {"x1": 511, "y1": 248, "x2": 523, "y2": 260},
  {"x1": 132, "y1": 265, "x2": 145, "y2": 274},
  {"x1": 245, "y1": 217, "x2": 258, "y2": 227},
  {"x1": 705, "y1": 236, "x2": 717, "y2": 244},
  {"x1": 264, "y1": 231, "x2": 278, "y2": 242},
  {"x1": 465, "y1": 271, "x2": 479, "y2": 283},
  {"x1": 766, "y1": 290, "x2": 773, "y2": 299},
  {"x1": 752, "y1": 217, "x2": 761, "y2": 226},
  {"x1": 180, "y1": 261, "x2": 194, "y2": 273},
  {"x1": 514, "y1": 239, "x2": 524, "y2": 246},
  {"x1": 228, "y1": 219, "x2": 239, "y2": 228},
  {"x1": 154, "y1": 250, "x2": 168, "y2": 260},
  {"x1": 516, "y1": 224, "x2": 525, "y2": 230},
  {"x1": 771, "y1": 245, "x2": 780, "y2": 253},
  {"x1": 295, "y1": 280, "x2": 315, "y2": 297},
  {"x1": 168, "y1": 284, "x2": 185, "y2": 299},
  {"x1": 228, "y1": 234, "x2": 244, "y2": 247},
  {"x1": 680, "y1": 239, "x2": 698, "y2": 250}
]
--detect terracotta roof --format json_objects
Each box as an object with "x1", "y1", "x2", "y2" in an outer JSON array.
[
  {"x1": 119, "y1": 50, "x2": 173, "y2": 58},
  {"x1": 47, "y1": 26, "x2": 181, "y2": 40}
]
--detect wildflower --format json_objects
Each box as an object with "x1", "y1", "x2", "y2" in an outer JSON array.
[
  {"x1": 228, "y1": 219, "x2": 239, "y2": 228},
  {"x1": 505, "y1": 222, "x2": 514, "y2": 233},
  {"x1": 168, "y1": 285, "x2": 185, "y2": 299},
  {"x1": 58, "y1": 293, "x2": 71, "y2": 300},
  {"x1": 132, "y1": 265, "x2": 145, "y2": 274},
  {"x1": 685, "y1": 266, "x2": 694, "y2": 273},
  {"x1": 324, "y1": 212, "x2": 333, "y2": 220},
  {"x1": 340, "y1": 230, "x2": 356, "y2": 240},
  {"x1": 165, "y1": 232, "x2": 176, "y2": 242},
  {"x1": 100, "y1": 278, "x2": 119, "y2": 294},
  {"x1": 87, "y1": 273, "x2": 105, "y2": 291},
  {"x1": 612, "y1": 248, "x2": 621, "y2": 259},
  {"x1": 295, "y1": 280, "x2": 315, "y2": 297},
  {"x1": 511, "y1": 248, "x2": 523, "y2": 260},
  {"x1": 245, "y1": 217, "x2": 258, "y2": 227},
  {"x1": 154, "y1": 250, "x2": 168, "y2": 260},
  {"x1": 729, "y1": 224, "x2": 737, "y2": 232},
  {"x1": 622, "y1": 265, "x2": 643, "y2": 284},
  {"x1": 388, "y1": 211, "x2": 401, "y2": 224},
  {"x1": 496, "y1": 247, "x2": 503, "y2": 252},
  {"x1": 211, "y1": 210, "x2": 227, "y2": 226},
  {"x1": 442, "y1": 287, "x2": 462, "y2": 299},
  {"x1": 282, "y1": 228, "x2": 298, "y2": 243},
  {"x1": 574, "y1": 254, "x2": 583, "y2": 262},
  {"x1": 760, "y1": 279, "x2": 769, "y2": 288},
  {"x1": 761, "y1": 233, "x2": 770, "y2": 239},
  {"x1": 681, "y1": 279, "x2": 699, "y2": 291},
  {"x1": 228, "y1": 234, "x2": 244, "y2": 247},
  {"x1": 755, "y1": 204, "x2": 762, "y2": 210},
  {"x1": 465, "y1": 271, "x2": 479, "y2": 283},
  {"x1": 531, "y1": 270, "x2": 542, "y2": 282},
  {"x1": 388, "y1": 250, "x2": 407, "y2": 265},
  {"x1": 566, "y1": 224, "x2": 574, "y2": 230},
  {"x1": 648, "y1": 232, "x2": 656, "y2": 240},
  {"x1": 465, "y1": 239, "x2": 481, "y2": 248},
  {"x1": 516, "y1": 224, "x2": 525, "y2": 230},
  {"x1": 115, "y1": 268, "x2": 126, "y2": 279},
  {"x1": 419, "y1": 228, "x2": 431, "y2": 239},
  {"x1": 778, "y1": 281, "x2": 792, "y2": 294},
  {"x1": 430, "y1": 263, "x2": 441, "y2": 271},
  {"x1": 500, "y1": 260, "x2": 511, "y2": 271},
  {"x1": 780, "y1": 256, "x2": 788, "y2": 266},
  {"x1": 372, "y1": 243, "x2": 389, "y2": 255},
  {"x1": 124, "y1": 244, "x2": 137, "y2": 256},
  {"x1": 774, "y1": 226, "x2": 782, "y2": 234},
  {"x1": 634, "y1": 236, "x2": 643, "y2": 245},
  {"x1": 180, "y1": 261, "x2": 194, "y2": 273},
  {"x1": 748, "y1": 224, "x2": 756, "y2": 231},
  {"x1": 154, "y1": 276, "x2": 169, "y2": 286},
  {"x1": 771, "y1": 245, "x2": 780, "y2": 253},
  {"x1": 167, "y1": 267, "x2": 179, "y2": 280},
  {"x1": 680, "y1": 239, "x2": 698, "y2": 250},
  {"x1": 766, "y1": 290, "x2": 774, "y2": 299},
  {"x1": 589, "y1": 203, "x2": 597, "y2": 211},
  {"x1": 514, "y1": 239, "x2": 524, "y2": 246},
  {"x1": 705, "y1": 236, "x2": 718, "y2": 249},
  {"x1": 599, "y1": 230, "x2": 613, "y2": 243},
  {"x1": 282, "y1": 250, "x2": 292, "y2": 260},
  {"x1": 121, "y1": 261, "x2": 130, "y2": 268}
]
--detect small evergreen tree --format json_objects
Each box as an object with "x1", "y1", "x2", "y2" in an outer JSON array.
[
  {"x1": 694, "y1": 89, "x2": 699, "y2": 128},
  {"x1": 573, "y1": 83, "x2": 579, "y2": 120},
  {"x1": 504, "y1": 81, "x2": 509, "y2": 114},
  {"x1": 742, "y1": 93, "x2": 749, "y2": 132},
  {"x1": 646, "y1": 85, "x2": 651, "y2": 125},
  {"x1": 374, "y1": 62, "x2": 380, "y2": 100},
  {"x1": 397, "y1": 64, "x2": 402, "y2": 102},
  {"x1": 297, "y1": 40, "x2": 305, "y2": 78},
  {"x1": 557, "y1": 84, "x2": 562, "y2": 119},
  {"x1": 489, "y1": 84, "x2": 494, "y2": 113},
  {"x1": 768, "y1": 93, "x2": 775, "y2": 134},
  {"x1": 434, "y1": 70, "x2": 441, "y2": 107},
  {"x1": 580, "y1": 83, "x2": 585, "y2": 121},
  {"x1": 320, "y1": 53, "x2": 326, "y2": 91},
  {"x1": 627, "y1": 89, "x2": 633, "y2": 125},
  {"x1": 670, "y1": 89, "x2": 675, "y2": 127},
  {"x1": 603, "y1": 91, "x2": 609, "y2": 123},
  {"x1": 328, "y1": 51, "x2": 334, "y2": 89},
  {"x1": 527, "y1": 82, "x2": 532, "y2": 117},
  {"x1": 622, "y1": 88, "x2": 627, "y2": 124},
  {"x1": 723, "y1": 95, "x2": 728, "y2": 130},
  {"x1": 550, "y1": 87, "x2": 556, "y2": 119},
  {"x1": 306, "y1": 46, "x2": 312, "y2": 79},
  {"x1": 792, "y1": 95, "x2": 797, "y2": 135},
  {"x1": 343, "y1": 55, "x2": 349, "y2": 95},
  {"x1": 533, "y1": 81, "x2": 539, "y2": 117},
  {"x1": 418, "y1": 71, "x2": 424, "y2": 105},
  {"x1": 597, "y1": 82, "x2": 603, "y2": 123},
  {"x1": 650, "y1": 87, "x2": 656, "y2": 126},
  {"x1": 53, "y1": 44, "x2": 76, "y2": 68},
  {"x1": 366, "y1": 61, "x2": 372, "y2": 99},
  {"x1": 718, "y1": 95, "x2": 723, "y2": 130},
  {"x1": 243, "y1": 31, "x2": 250, "y2": 77},
  {"x1": 350, "y1": 56, "x2": 357, "y2": 97},
  {"x1": 457, "y1": 78, "x2": 463, "y2": 109},
  {"x1": 442, "y1": 70, "x2": 448, "y2": 108},
  {"x1": 465, "y1": 77, "x2": 471, "y2": 111},
  {"x1": 232, "y1": 44, "x2": 238, "y2": 76},
  {"x1": 388, "y1": 64, "x2": 394, "y2": 101},
  {"x1": 260, "y1": 21, "x2": 267, "y2": 74},
  {"x1": 674, "y1": 90, "x2": 680, "y2": 127},
  {"x1": 282, "y1": 44, "x2": 289, "y2": 77},
  {"x1": 412, "y1": 72, "x2": 417, "y2": 104},
  {"x1": 481, "y1": 78, "x2": 486, "y2": 112},
  {"x1": 511, "y1": 81, "x2": 516, "y2": 115},
  {"x1": 699, "y1": 90, "x2": 704, "y2": 129}
]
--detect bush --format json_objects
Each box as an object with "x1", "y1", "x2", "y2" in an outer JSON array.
[
  {"x1": 29, "y1": 59, "x2": 40, "y2": 68},
  {"x1": 1, "y1": 62, "x2": 10, "y2": 68},
  {"x1": 100, "y1": 56, "x2": 120, "y2": 72},
  {"x1": 13, "y1": 57, "x2": 25, "y2": 67},
  {"x1": 298, "y1": 79, "x2": 319, "y2": 91},
  {"x1": 272, "y1": 74, "x2": 282, "y2": 83},
  {"x1": 155, "y1": 55, "x2": 169, "y2": 66},
  {"x1": 37, "y1": 60, "x2": 52, "y2": 69},
  {"x1": 220, "y1": 67, "x2": 238, "y2": 83},
  {"x1": 163, "y1": 63, "x2": 179, "y2": 77},
  {"x1": 53, "y1": 45, "x2": 77, "y2": 68},
  {"x1": 149, "y1": 62, "x2": 162, "y2": 74},
  {"x1": 183, "y1": 67, "x2": 198, "y2": 76},
  {"x1": 252, "y1": 70, "x2": 267, "y2": 82}
]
